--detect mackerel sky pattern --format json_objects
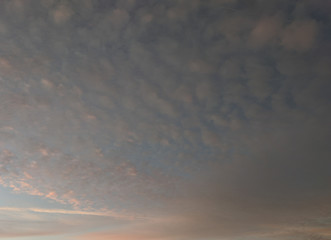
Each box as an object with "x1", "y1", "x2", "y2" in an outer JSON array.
[{"x1": 0, "y1": 0, "x2": 330, "y2": 240}]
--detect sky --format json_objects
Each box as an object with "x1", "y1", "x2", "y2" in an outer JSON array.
[{"x1": 0, "y1": 0, "x2": 330, "y2": 239}]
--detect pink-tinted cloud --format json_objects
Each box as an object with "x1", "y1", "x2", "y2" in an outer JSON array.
[
  {"x1": 249, "y1": 15, "x2": 283, "y2": 47},
  {"x1": 52, "y1": 3, "x2": 73, "y2": 24}
]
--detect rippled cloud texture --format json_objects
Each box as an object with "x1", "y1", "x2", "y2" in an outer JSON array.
[{"x1": 0, "y1": 0, "x2": 330, "y2": 239}]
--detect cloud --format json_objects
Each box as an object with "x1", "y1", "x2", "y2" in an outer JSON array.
[
  {"x1": 69, "y1": 115, "x2": 331, "y2": 240},
  {"x1": 0, "y1": 207, "x2": 137, "y2": 219},
  {"x1": 0, "y1": 0, "x2": 330, "y2": 239},
  {"x1": 249, "y1": 14, "x2": 283, "y2": 47},
  {"x1": 163, "y1": 118, "x2": 331, "y2": 239},
  {"x1": 0, "y1": 206, "x2": 136, "y2": 239},
  {"x1": 281, "y1": 19, "x2": 318, "y2": 52},
  {"x1": 52, "y1": 3, "x2": 73, "y2": 24}
]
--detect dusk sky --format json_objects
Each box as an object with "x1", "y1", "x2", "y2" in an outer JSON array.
[{"x1": 0, "y1": 0, "x2": 330, "y2": 239}]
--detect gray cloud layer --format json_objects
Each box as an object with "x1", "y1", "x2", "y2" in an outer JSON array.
[{"x1": 0, "y1": 0, "x2": 330, "y2": 239}]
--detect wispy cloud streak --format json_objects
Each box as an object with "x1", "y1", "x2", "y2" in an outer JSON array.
[{"x1": 0, "y1": 207, "x2": 138, "y2": 219}]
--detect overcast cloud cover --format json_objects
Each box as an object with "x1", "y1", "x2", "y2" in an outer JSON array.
[{"x1": 0, "y1": 0, "x2": 330, "y2": 239}]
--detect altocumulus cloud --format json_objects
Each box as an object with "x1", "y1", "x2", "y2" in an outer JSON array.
[{"x1": 0, "y1": 0, "x2": 330, "y2": 239}]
